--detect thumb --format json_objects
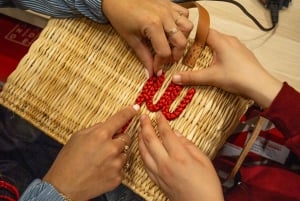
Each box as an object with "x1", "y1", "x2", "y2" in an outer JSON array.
[
  {"x1": 172, "y1": 67, "x2": 217, "y2": 86},
  {"x1": 206, "y1": 29, "x2": 225, "y2": 52}
]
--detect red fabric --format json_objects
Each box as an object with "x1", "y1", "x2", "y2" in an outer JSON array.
[
  {"x1": 285, "y1": 134, "x2": 300, "y2": 158},
  {"x1": 0, "y1": 14, "x2": 41, "y2": 82},
  {"x1": 261, "y1": 83, "x2": 300, "y2": 157},
  {"x1": 225, "y1": 83, "x2": 300, "y2": 201},
  {"x1": 0, "y1": 180, "x2": 19, "y2": 201},
  {"x1": 225, "y1": 166, "x2": 300, "y2": 201}
]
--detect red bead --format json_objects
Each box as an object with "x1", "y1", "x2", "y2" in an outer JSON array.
[{"x1": 135, "y1": 75, "x2": 196, "y2": 121}]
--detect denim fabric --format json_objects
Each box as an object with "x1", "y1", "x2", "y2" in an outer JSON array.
[
  {"x1": 105, "y1": 184, "x2": 145, "y2": 201},
  {"x1": 0, "y1": 105, "x2": 62, "y2": 193}
]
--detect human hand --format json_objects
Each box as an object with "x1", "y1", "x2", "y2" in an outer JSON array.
[
  {"x1": 138, "y1": 113, "x2": 224, "y2": 201},
  {"x1": 172, "y1": 29, "x2": 282, "y2": 108},
  {"x1": 43, "y1": 105, "x2": 140, "y2": 201},
  {"x1": 102, "y1": 0, "x2": 193, "y2": 77}
]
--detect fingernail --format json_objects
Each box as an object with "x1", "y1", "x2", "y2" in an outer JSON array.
[
  {"x1": 157, "y1": 69, "x2": 163, "y2": 77},
  {"x1": 144, "y1": 69, "x2": 150, "y2": 79},
  {"x1": 172, "y1": 74, "x2": 182, "y2": 83},
  {"x1": 133, "y1": 104, "x2": 140, "y2": 111}
]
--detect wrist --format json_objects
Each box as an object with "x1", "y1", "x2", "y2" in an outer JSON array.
[{"x1": 246, "y1": 75, "x2": 282, "y2": 108}]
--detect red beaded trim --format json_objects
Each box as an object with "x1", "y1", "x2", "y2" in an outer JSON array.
[
  {"x1": 0, "y1": 180, "x2": 20, "y2": 201},
  {"x1": 135, "y1": 73, "x2": 195, "y2": 120},
  {"x1": 121, "y1": 73, "x2": 195, "y2": 132}
]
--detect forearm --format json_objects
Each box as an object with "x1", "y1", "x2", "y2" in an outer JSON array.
[
  {"x1": 241, "y1": 67, "x2": 283, "y2": 109},
  {"x1": 261, "y1": 82, "x2": 300, "y2": 138},
  {"x1": 19, "y1": 179, "x2": 65, "y2": 201},
  {"x1": 1, "y1": 0, "x2": 108, "y2": 23}
]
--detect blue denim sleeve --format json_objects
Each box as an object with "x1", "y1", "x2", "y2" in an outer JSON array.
[
  {"x1": 0, "y1": 0, "x2": 108, "y2": 23},
  {"x1": 19, "y1": 179, "x2": 66, "y2": 201},
  {"x1": 0, "y1": 0, "x2": 190, "y2": 23}
]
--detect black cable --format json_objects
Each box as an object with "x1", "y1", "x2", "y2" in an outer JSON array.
[
  {"x1": 206, "y1": 0, "x2": 279, "y2": 32},
  {"x1": 268, "y1": 1, "x2": 280, "y2": 25}
]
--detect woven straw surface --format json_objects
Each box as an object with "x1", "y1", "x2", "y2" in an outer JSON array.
[{"x1": 0, "y1": 17, "x2": 252, "y2": 200}]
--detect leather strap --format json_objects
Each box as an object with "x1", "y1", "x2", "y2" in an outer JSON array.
[
  {"x1": 180, "y1": 2, "x2": 210, "y2": 68},
  {"x1": 227, "y1": 116, "x2": 266, "y2": 180}
]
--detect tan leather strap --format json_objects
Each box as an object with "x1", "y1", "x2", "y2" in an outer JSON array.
[
  {"x1": 180, "y1": 2, "x2": 210, "y2": 67},
  {"x1": 227, "y1": 116, "x2": 267, "y2": 180}
]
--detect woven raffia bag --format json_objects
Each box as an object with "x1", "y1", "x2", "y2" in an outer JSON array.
[{"x1": 0, "y1": 2, "x2": 253, "y2": 201}]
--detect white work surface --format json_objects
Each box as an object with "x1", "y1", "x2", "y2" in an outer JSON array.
[{"x1": 194, "y1": 0, "x2": 300, "y2": 90}]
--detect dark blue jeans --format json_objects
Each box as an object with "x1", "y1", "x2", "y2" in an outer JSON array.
[
  {"x1": 0, "y1": 105, "x2": 62, "y2": 193},
  {"x1": 0, "y1": 105, "x2": 144, "y2": 201}
]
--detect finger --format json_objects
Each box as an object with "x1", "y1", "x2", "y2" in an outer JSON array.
[
  {"x1": 171, "y1": 3, "x2": 189, "y2": 18},
  {"x1": 143, "y1": 24, "x2": 171, "y2": 75},
  {"x1": 139, "y1": 114, "x2": 168, "y2": 163},
  {"x1": 101, "y1": 104, "x2": 140, "y2": 137},
  {"x1": 168, "y1": 31, "x2": 187, "y2": 62},
  {"x1": 127, "y1": 36, "x2": 154, "y2": 78},
  {"x1": 120, "y1": 152, "x2": 129, "y2": 170},
  {"x1": 171, "y1": 7, "x2": 193, "y2": 38},
  {"x1": 206, "y1": 29, "x2": 227, "y2": 53},
  {"x1": 172, "y1": 67, "x2": 218, "y2": 86},
  {"x1": 138, "y1": 128, "x2": 157, "y2": 173},
  {"x1": 174, "y1": 15, "x2": 194, "y2": 38},
  {"x1": 143, "y1": 168, "x2": 159, "y2": 186},
  {"x1": 153, "y1": 55, "x2": 171, "y2": 76},
  {"x1": 109, "y1": 140, "x2": 130, "y2": 157},
  {"x1": 163, "y1": 18, "x2": 186, "y2": 62},
  {"x1": 108, "y1": 152, "x2": 128, "y2": 175},
  {"x1": 117, "y1": 152, "x2": 128, "y2": 166},
  {"x1": 113, "y1": 133, "x2": 131, "y2": 144},
  {"x1": 138, "y1": 141, "x2": 159, "y2": 184},
  {"x1": 156, "y1": 112, "x2": 185, "y2": 155}
]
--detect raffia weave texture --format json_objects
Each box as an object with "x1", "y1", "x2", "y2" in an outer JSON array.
[{"x1": 0, "y1": 16, "x2": 252, "y2": 200}]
